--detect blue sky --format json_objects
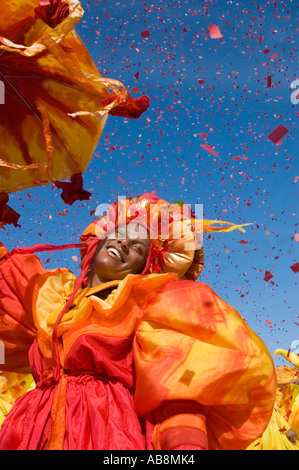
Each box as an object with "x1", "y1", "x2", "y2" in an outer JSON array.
[{"x1": 2, "y1": 0, "x2": 298, "y2": 365}]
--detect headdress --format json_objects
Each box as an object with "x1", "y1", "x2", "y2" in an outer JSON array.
[
  {"x1": 274, "y1": 349, "x2": 299, "y2": 369},
  {"x1": 80, "y1": 192, "x2": 249, "y2": 281}
]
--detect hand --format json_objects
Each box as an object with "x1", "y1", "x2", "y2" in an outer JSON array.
[{"x1": 286, "y1": 429, "x2": 298, "y2": 443}]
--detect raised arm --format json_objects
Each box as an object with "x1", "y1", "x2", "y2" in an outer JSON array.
[
  {"x1": 133, "y1": 279, "x2": 276, "y2": 450},
  {"x1": 0, "y1": 243, "x2": 45, "y2": 373}
]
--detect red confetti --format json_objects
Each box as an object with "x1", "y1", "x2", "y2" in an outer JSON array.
[
  {"x1": 209, "y1": 24, "x2": 223, "y2": 39},
  {"x1": 290, "y1": 263, "x2": 299, "y2": 273},
  {"x1": 268, "y1": 124, "x2": 289, "y2": 145},
  {"x1": 270, "y1": 52, "x2": 279, "y2": 61},
  {"x1": 267, "y1": 76, "x2": 272, "y2": 88},
  {"x1": 239, "y1": 240, "x2": 249, "y2": 244},
  {"x1": 264, "y1": 270, "x2": 274, "y2": 282},
  {"x1": 141, "y1": 29, "x2": 150, "y2": 38},
  {"x1": 200, "y1": 144, "x2": 218, "y2": 156}
]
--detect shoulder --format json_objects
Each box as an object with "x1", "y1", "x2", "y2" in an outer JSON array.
[
  {"x1": 33, "y1": 268, "x2": 77, "y2": 300},
  {"x1": 32, "y1": 268, "x2": 77, "y2": 333},
  {"x1": 0, "y1": 249, "x2": 45, "y2": 299},
  {"x1": 141, "y1": 279, "x2": 228, "y2": 324},
  {"x1": 155, "y1": 279, "x2": 219, "y2": 304},
  {"x1": 159, "y1": 279, "x2": 214, "y2": 292}
]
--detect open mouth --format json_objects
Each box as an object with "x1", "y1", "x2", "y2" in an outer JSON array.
[{"x1": 107, "y1": 246, "x2": 124, "y2": 262}]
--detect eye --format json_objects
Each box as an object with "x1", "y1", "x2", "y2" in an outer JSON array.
[{"x1": 134, "y1": 244, "x2": 142, "y2": 254}]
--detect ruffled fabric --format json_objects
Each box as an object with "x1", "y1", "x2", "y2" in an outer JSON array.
[
  {"x1": 54, "y1": 174, "x2": 91, "y2": 206},
  {"x1": 35, "y1": 0, "x2": 70, "y2": 29},
  {"x1": 0, "y1": 373, "x2": 145, "y2": 450},
  {"x1": 0, "y1": 193, "x2": 20, "y2": 228},
  {"x1": 101, "y1": 92, "x2": 150, "y2": 119}
]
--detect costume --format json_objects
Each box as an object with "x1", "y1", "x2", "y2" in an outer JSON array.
[
  {"x1": 246, "y1": 405, "x2": 299, "y2": 450},
  {"x1": 0, "y1": 194, "x2": 277, "y2": 450},
  {"x1": 247, "y1": 350, "x2": 299, "y2": 450},
  {"x1": 275, "y1": 351, "x2": 299, "y2": 440}
]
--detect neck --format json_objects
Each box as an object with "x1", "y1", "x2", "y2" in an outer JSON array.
[
  {"x1": 86, "y1": 268, "x2": 108, "y2": 288},
  {"x1": 85, "y1": 270, "x2": 118, "y2": 300},
  {"x1": 91, "y1": 285, "x2": 116, "y2": 300}
]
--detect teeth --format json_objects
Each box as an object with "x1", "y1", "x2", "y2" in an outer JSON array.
[{"x1": 107, "y1": 247, "x2": 123, "y2": 261}]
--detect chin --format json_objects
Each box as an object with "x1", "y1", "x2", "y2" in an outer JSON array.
[{"x1": 97, "y1": 268, "x2": 128, "y2": 281}]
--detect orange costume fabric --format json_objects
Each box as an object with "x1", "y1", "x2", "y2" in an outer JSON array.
[{"x1": 0, "y1": 246, "x2": 276, "y2": 450}]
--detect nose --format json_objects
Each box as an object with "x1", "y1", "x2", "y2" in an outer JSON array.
[{"x1": 117, "y1": 238, "x2": 129, "y2": 255}]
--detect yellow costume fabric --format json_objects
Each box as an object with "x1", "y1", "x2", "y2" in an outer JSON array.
[
  {"x1": 277, "y1": 383, "x2": 299, "y2": 435},
  {"x1": 247, "y1": 365, "x2": 299, "y2": 450},
  {"x1": 247, "y1": 405, "x2": 299, "y2": 450},
  {"x1": 0, "y1": 372, "x2": 35, "y2": 429}
]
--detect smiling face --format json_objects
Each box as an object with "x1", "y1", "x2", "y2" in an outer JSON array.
[{"x1": 87, "y1": 222, "x2": 150, "y2": 286}]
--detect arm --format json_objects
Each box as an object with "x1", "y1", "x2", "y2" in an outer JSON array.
[
  {"x1": 0, "y1": 244, "x2": 45, "y2": 373},
  {"x1": 133, "y1": 279, "x2": 276, "y2": 450},
  {"x1": 149, "y1": 401, "x2": 208, "y2": 450}
]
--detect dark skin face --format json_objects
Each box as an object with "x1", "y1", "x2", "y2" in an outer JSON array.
[{"x1": 87, "y1": 222, "x2": 150, "y2": 288}]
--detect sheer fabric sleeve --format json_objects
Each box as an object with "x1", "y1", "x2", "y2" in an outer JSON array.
[
  {"x1": 0, "y1": 244, "x2": 45, "y2": 373},
  {"x1": 133, "y1": 280, "x2": 276, "y2": 450}
]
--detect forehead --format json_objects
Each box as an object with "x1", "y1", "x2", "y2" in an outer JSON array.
[{"x1": 107, "y1": 221, "x2": 149, "y2": 241}]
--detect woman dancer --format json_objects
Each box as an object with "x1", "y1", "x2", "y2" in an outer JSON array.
[{"x1": 0, "y1": 193, "x2": 276, "y2": 450}]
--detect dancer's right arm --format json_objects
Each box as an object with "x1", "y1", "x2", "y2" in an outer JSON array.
[{"x1": 0, "y1": 242, "x2": 45, "y2": 373}]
